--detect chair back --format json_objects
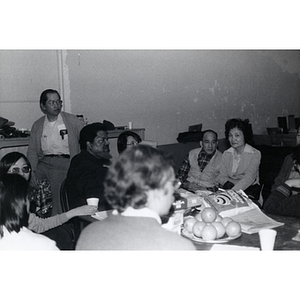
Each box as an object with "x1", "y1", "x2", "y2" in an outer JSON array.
[{"x1": 60, "y1": 179, "x2": 70, "y2": 212}]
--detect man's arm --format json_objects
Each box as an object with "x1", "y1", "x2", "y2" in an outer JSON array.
[
  {"x1": 176, "y1": 154, "x2": 190, "y2": 183},
  {"x1": 264, "y1": 182, "x2": 300, "y2": 217}
]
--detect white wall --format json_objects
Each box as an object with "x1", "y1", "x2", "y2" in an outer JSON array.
[{"x1": 1, "y1": 50, "x2": 300, "y2": 145}]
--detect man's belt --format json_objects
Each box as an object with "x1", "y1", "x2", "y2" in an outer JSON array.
[{"x1": 44, "y1": 154, "x2": 70, "y2": 158}]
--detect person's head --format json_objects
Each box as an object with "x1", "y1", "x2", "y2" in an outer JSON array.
[
  {"x1": 225, "y1": 118, "x2": 253, "y2": 148},
  {"x1": 200, "y1": 130, "x2": 218, "y2": 156},
  {"x1": 117, "y1": 131, "x2": 142, "y2": 154},
  {"x1": 104, "y1": 145, "x2": 178, "y2": 216},
  {"x1": 0, "y1": 174, "x2": 30, "y2": 238},
  {"x1": 39, "y1": 89, "x2": 62, "y2": 117},
  {"x1": 79, "y1": 122, "x2": 111, "y2": 160},
  {"x1": 0, "y1": 152, "x2": 31, "y2": 181},
  {"x1": 297, "y1": 126, "x2": 300, "y2": 146}
]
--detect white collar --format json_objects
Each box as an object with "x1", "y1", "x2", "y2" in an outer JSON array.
[
  {"x1": 227, "y1": 143, "x2": 254, "y2": 154},
  {"x1": 112, "y1": 207, "x2": 162, "y2": 224}
]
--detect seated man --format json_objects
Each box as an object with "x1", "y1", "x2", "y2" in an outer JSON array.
[
  {"x1": 65, "y1": 123, "x2": 112, "y2": 211},
  {"x1": 176, "y1": 130, "x2": 222, "y2": 191},
  {"x1": 76, "y1": 145, "x2": 196, "y2": 250}
]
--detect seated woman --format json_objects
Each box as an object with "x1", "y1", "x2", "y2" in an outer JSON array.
[
  {"x1": 76, "y1": 145, "x2": 196, "y2": 250},
  {"x1": 117, "y1": 131, "x2": 142, "y2": 154},
  {"x1": 0, "y1": 174, "x2": 59, "y2": 250},
  {"x1": 263, "y1": 127, "x2": 300, "y2": 216},
  {"x1": 0, "y1": 152, "x2": 97, "y2": 249},
  {"x1": 217, "y1": 118, "x2": 261, "y2": 203}
]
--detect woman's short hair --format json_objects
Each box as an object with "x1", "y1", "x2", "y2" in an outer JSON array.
[
  {"x1": 104, "y1": 145, "x2": 174, "y2": 212},
  {"x1": 79, "y1": 122, "x2": 107, "y2": 150},
  {"x1": 0, "y1": 152, "x2": 31, "y2": 176},
  {"x1": 225, "y1": 118, "x2": 254, "y2": 144},
  {"x1": 117, "y1": 131, "x2": 142, "y2": 154},
  {"x1": 0, "y1": 174, "x2": 30, "y2": 238}
]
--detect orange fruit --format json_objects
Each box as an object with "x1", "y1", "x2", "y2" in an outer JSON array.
[
  {"x1": 221, "y1": 217, "x2": 233, "y2": 228},
  {"x1": 211, "y1": 221, "x2": 226, "y2": 239},
  {"x1": 225, "y1": 221, "x2": 241, "y2": 237},
  {"x1": 192, "y1": 221, "x2": 206, "y2": 238},
  {"x1": 201, "y1": 207, "x2": 217, "y2": 223},
  {"x1": 201, "y1": 224, "x2": 217, "y2": 241},
  {"x1": 184, "y1": 217, "x2": 197, "y2": 233}
]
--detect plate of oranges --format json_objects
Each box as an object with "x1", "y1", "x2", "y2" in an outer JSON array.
[{"x1": 181, "y1": 207, "x2": 242, "y2": 243}]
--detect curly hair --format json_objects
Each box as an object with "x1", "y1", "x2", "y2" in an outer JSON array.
[
  {"x1": 104, "y1": 145, "x2": 174, "y2": 213},
  {"x1": 225, "y1": 118, "x2": 254, "y2": 145},
  {"x1": 0, "y1": 174, "x2": 30, "y2": 238},
  {"x1": 117, "y1": 131, "x2": 142, "y2": 154}
]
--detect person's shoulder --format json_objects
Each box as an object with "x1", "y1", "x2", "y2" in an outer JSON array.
[
  {"x1": 245, "y1": 144, "x2": 261, "y2": 156},
  {"x1": 31, "y1": 116, "x2": 45, "y2": 127},
  {"x1": 189, "y1": 147, "x2": 201, "y2": 154}
]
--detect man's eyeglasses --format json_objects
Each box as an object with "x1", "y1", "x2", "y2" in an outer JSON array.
[
  {"x1": 8, "y1": 166, "x2": 31, "y2": 174},
  {"x1": 96, "y1": 138, "x2": 109, "y2": 144},
  {"x1": 171, "y1": 179, "x2": 182, "y2": 190},
  {"x1": 46, "y1": 100, "x2": 63, "y2": 107}
]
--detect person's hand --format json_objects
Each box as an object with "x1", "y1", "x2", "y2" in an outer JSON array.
[
  {"x1": 66, "y1": 205, "x2": 98, "y2": 220},
  {"x1": 285, "y1": 179, "x2": 300, "y2": 188},
  {"x1": 29, "y1": 171, "x2": 39, "y2": 189}
]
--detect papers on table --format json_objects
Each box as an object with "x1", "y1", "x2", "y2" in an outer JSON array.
[
  {"x1": 230, "y1": 208, "x2": 284, "y2": 234},
  {"x1": 203, "y1": 189, "x2": 284, "y2": 234}
]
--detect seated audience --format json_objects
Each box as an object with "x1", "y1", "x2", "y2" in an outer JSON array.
[
  {"x1": 117, "y1": 131, "x2": 142, "y2": 154},
  {"x1": 177, "y1": 130, "x2": 222, "y2": 191},
  {"x1": 76, "y1": 145, "x2": 196, "y2": 250},
  {"x1": 217, "y1": 118, "x2": 261, "y2": 202},
  {"x1": 65, "y1": 123, "x2": 112, "y2": 211},
  {"x1": 263, "y1": 127, "x2": 300, "y2": 216},
  {"x1": 0, "y1": 174, "x2": 59, "y2": 250},
  {"x1": 0, "y1": 152, "x2": 97, "y2": 249}
]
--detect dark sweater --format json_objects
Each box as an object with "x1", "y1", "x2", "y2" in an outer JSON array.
[
  {"x1": 65, "y1": 150, "x2": 111, "y2": 210},
  {"x1": 264, "y1": 154, "x2": 300, "y2": 217}
]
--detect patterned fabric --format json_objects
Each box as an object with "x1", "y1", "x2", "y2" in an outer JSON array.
[
  {"x1": 177, "y1": 154, "x2": 190, "y2": 182},
  {"x1": 177, "y1": 149, "x2": 216, "y2": 182},
  {"x1": 197, "y1": 148, "x2": 213, "y2": 172},
  {"x1": 29, "y1": 179, "x2": 53, "y2": 218}
]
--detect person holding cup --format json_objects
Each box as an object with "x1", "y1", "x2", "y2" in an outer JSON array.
[
  {"x1": 0, "y1": 151, "x2": 97, "y2": 249},
  {"x1": 65, "y1": 123, "x2": 112, "y2": 212}
]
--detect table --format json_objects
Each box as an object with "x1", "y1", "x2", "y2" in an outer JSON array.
[
  {"x1": 79, "y1": 210, "x2": 300, "y2": 250},
  {"x1": 190, "y1": 213, "x2": 300, "y2": 250}
]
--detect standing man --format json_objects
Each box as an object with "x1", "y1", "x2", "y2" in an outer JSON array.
[
  {"x1": 177, "y1": 130, "x2": 222, "y2": 191},
  {"x1": 65, "y1": 123, "x2": 112, "y2": 211},
  {"x1": 27, "y1": 89, "x2": 83, "y2": 216}
]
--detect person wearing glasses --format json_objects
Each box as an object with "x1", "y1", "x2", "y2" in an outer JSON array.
[
  {"x1": 0, "y1": 152, "x2": 97, "y2": 249},
  {"x1": 76, "y1": 145, "x2": 196, "y2": 250},
  {"x1": 0, "y1": 174, "x2": 59, "y2": 250},
  {"x1": 263, "y1": 127, "x2": 300, "y2": 216},
  {"x1": 117, "y1": 131, "x2": 142, "y2": 154},
  {"x1": 65, "y1": 123, "x2": 112, "y2": 212},
  {"x1": 27, "y1": 89, "x2": 83, "y2": 216}
]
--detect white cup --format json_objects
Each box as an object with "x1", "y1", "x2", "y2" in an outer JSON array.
[
  {"x1": 259, "y1": 229, "x2": 277, "y2": 250},
  {"x1": 128, "y1": 122, "x2": 133, "y2": 129},
  {"x1": 86, "y1": 197, "x2": 99, "y2": 207}
]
